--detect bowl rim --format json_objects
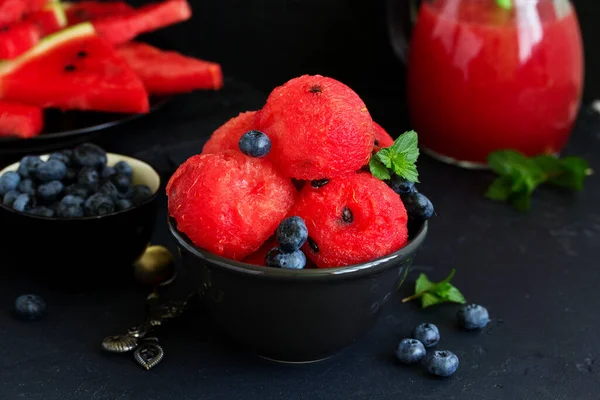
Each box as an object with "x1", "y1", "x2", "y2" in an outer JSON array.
[
  {"x1": 0, "y1": 152, "x2": 161, "y2": 221},
  {"x1": 168, "y1": 216, "x2": 428, "y2": 281}
]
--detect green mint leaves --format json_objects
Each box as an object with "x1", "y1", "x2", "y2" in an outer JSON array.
[
  {"x1": 497, "y1": 0, "x2": 512, "y2": 10},
  {"x1": 369, "y1": 130, "x2": 420, "y2": 182},
  {"x1": 486, "y1": 150, "x2": 592, "y2": 212},
  {"x1": 402, "y1": 269, "x2": 466, "y2": 308}
]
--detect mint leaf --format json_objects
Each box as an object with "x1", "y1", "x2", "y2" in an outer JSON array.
[
  {"x1": 369, "y1": 157, "x2": 391, "y2": 180},
  {"x1": 497, "y1": 0, "x2": 512, "y2": 9},
  {"x1": 486, "y1": 150, "x2": 592, "y2": 211},
  {"x1": 402, "y1": 269, "x2": 466, "y2": 308},
  {"x1": 371, "y1": 130, "x2": 420, "y2": 183}
]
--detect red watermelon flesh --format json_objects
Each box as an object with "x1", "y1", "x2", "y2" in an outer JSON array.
[
  {"x1": 93, "y1": 0, "x2": 191, "y2": 45},
  {"x1": 117, "y1": 42, "x2": 223, "y2": 95},
  {"x1": 24, "y1": 3, "x2": 68, "y2": 36},
  {"x1": 0, "y1": 23, "x2": 149, "y2": 114},
  {"x1": 0, "y1": 21, "x2": 40, "y2": 59},
  {"x1": 64, "y1": 1, "x2": 134, "y2": 25},
  {"x1": 0, "y1": 0, "x2": 48, "y2": 25},
  {"x1": 0, "y1": 99, "x2": 43, "y2": 139}
]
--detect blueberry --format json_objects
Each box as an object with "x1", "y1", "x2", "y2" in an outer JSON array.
[
  {"x1": 266, "y1": 248, "x2": 306, "y2": 269},
  {"x1": 64, "y1": 184, "x2": 89, "y2": 199},
  {"x1": 18, "y1": 179, "x2": 36, "y2": 195},
  {"x1": 57, "y1": 195, "x2": 85, "y2": 218},
  {"x1": 101, "y1": 165, "x2": 116, "y2": 179},
  {"x1": 401, "y1": 192, "x2": 434, "y2": 221},
  {"x1": 27, "y1": 206, "x2": 55, "y2": 218},
  {"x1": 425, "y1": 350, "x2": 459, "y2": 377},
  {"x1": 73, "y1": 143, "x2": 107, "y2": 168},
  {"x1": 65, "y1": 168, "x2": 78, "y2": 183},
  {"x1": 118, "y1": 188, "x2": 133, "y2": 200},
  {"x1": 84, "y1": 193, "x2": 114, "y2": 216},
  {"x1": 36, "y1": 159, "x2": 67, "y2": 182},
  {"x1": 49, "y1": 151, "x2": 70, "y2": 165},
  {"x1": 276, "y1": 216, "x2": 308, "y2": 252},
  {"x1": 12, "y1": 193, "x2": 34, "y2": 212},
  {"x1": 37, "y1": 180, "x2": 64, "y2": 203},
  {"x1": 99, "y1": 181, "x2": 119, "y2": 200},
  {"x1": 115, "y1": 198, "x2": 133, "y2": 211},
  {"x1": 131, "y1": 184, "x2": 153, "y2": 206},
  {"x1": 457, "y1": 304, "x2": 489, "y2": 330},
  {"x1": 395, "y1": 338, "x2": 426, "y2": 364},
  {"x1": 413, "y1": 323, "x2": 440, "y2": 348},
  {"x1": 0, "y1": 171, "x2": 21, "y2": 196},
  {"x1": 17, "y1": 155, "x2": 42, "y2": 178},
  {"x1": 114, "y1": 160, "x2": 133, "y2": 176},
  {"x1": 110, "y1": 173, "x2": 131, "y2": 192},
  {"x1": 387, "y1": 175, "x2": 415, "y2": 195},
  {"x1": 77, "y1": 167, "x2": 99, "y2": 188},
  {"x1": 238, "y1": 130, "x2": 272, "y2": 158},
  {"x1": 3, "y1": 190, "x2": 19, "y2": 207},
  {"x1": 14, "y1": 294, "x2": 46, "y2": 321}
]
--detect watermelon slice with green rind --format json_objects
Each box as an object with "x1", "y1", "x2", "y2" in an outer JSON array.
[
  {"x1": 117, "y1": 42, "x2": 223, "y2": 95},
  {"x1": 0, "y1": 0, "x2": 52, "y2": 25},
  {"x1": 0, "y1": 99, "x2": 43, "y2": 138},
  {"x1": 93, "y1": 0, "x2": 192, "y2": 45},
  {"x1": 63, "y1": 1, "x2": 134, "y2": 25},
  {"x1": 25, "y1": 1, "x2": 67, "y2": 35},
  {"x1": 0, "y1": 23, "x2": 149, "y2": 113}
]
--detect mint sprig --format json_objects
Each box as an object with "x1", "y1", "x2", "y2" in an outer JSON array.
[
  {"x1": 496, "y1": 0, "x2": 512, "y2": 10},
  {"x1": 369, "y1": 130, "x2": 419, "y2": 182},
  {"x1": 486, "y1": 150, "x2": 592, "y2": 211},
  {"x1": 401, "y1": 269, "x2": 466, "y2": 308}
]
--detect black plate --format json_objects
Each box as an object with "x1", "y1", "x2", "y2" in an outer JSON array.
[{"x1": 0, "y1": 96, "x2": 170, "y2": 156}]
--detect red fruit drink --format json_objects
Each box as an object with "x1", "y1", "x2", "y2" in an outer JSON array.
[{"x1": 408, "y1": 0, "x2": 584, "y2": 166}]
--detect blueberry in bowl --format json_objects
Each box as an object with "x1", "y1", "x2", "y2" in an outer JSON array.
[{"x1": 0, "y1": 143, "x2": 160, "y2": 287}]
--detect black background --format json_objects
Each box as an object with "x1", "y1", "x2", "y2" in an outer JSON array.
[{"x1": 1, "y1": 1, "x2": 600, "y2": 399}]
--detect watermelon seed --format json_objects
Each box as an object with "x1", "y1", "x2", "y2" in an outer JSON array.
[
  {"x1": 311, "y1": 179, "x2": 330, "y2": 188},
  {"x1": 374, "y1": 140, "x2": 380, "y2": 147},
  {"x1": 0, "y1": 26, "x2": 9, "y2": 32},
  {"x1": 77, "y1": 51, "x2": 88, "y2": 58},
  {"x1": 309, "y1": 85, "x2": 322, "y2": 94},
  {"x1": 307, "y1": 237, "x2": 319, "y2": 253},
  {"x1": 64, "y1": 64, "x2": 76, "y2": 72},
  {"x1": 342, "y1": 207, "x2": 353, "y2": 223}
]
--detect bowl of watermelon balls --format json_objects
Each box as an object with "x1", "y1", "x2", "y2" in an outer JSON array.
[
  {"x1": 167, "y1": 75, "x2": 434, "y2": 363},
  {"x1": 0, "y1": 0, "x2": 223, "y2": 155},
  {"x1": 0, "y1": 143, "x2": 160, "y2": 286}
]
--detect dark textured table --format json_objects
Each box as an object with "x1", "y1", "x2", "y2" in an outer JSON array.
[{"x1": 1, "y1": 76, "x2": 599, "y2": 400}]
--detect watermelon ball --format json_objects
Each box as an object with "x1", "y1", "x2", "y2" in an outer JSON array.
[
  {"x1": 167, "y1": 150, "x2": 296, "y2": 261},
  {"x1": 73, "y1": 143, "x2": 107, "y2": 168},
  {"x1": 290, "y1": 172, "x2": 409, "y2": 268},
  {"x1": 401, "y1": 192, "x2": 434, "y2": 221},
  {"x1": 266, "y1": 248, "x2": 306, "y2": 269},
  {"x1": 84, "y1": 193, "x2": 115, "y2": 217},
  {"x1": 17, "y1": 155, "x2": 42, "y2": 179},
  {"x1": 114, "y1": 160, "x2": 133, "y2": 176},
  {"x1": 12, "y1": 193, "x2": 34, "y2": 212},
  {"x1": 18, "y1": 179, "x2": 36, "y2": 196},
  {"x1": 3, "y1": 190, "x2": 19, "y2": 207},
  {"x1": 37, "y1": 180, "x2": 64, "y2": 203},
  {"x1": 57, "y1": 195, "x2": 85, "y2": 218},
  {"x1": 131, "y1": 185, "x2": 153, "y2": 206},
  {"x1": 276, "y1": 216, "x2": 308, "y2": 252},
  {"x1": 202, "y1": 111, "x2": 259, "y2": 154},
  {"x1": 238, "y1": 130, "x2": 272, "y2": 158},
  {"x1": 27, "y1": 206, "x2": 55, "y2": 218},
  {"x1": 0, "y1": 171, "x2": 21, "y2": 196},
  {"x1": 258, "y1": 75, "x2": 374, "y2": 180},
  {"x1": 372, "y1": 121, "x2": 395, "y2": 153},
  {"x1": 388, "y1": 175, "x2": 415, "y2": 195}
]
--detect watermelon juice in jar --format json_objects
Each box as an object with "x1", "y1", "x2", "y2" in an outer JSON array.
[{"x1": 388, "y1": 0, "x2": 584, "y2": 167}]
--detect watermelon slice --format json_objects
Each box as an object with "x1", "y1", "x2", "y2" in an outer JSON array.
[
  {"x1": 117, "y1": 42, "x2": 223, "y2": 94},
  {"x1": 0, "y1": 0, "x2": 50, "y2": 25},
  {"x1": 0, "y1": 21, "x2": 40, "y2": 60},
  {"x1": 24, "y1": 2, "x2": 67, "y2": 35},
  {"x1": 0, "y1": 99, "x2": 43, "y2": 138},
  {"x1": 0, "y1": 23, "x2": 149, "y2": 113},
  {"x1": 63, "y1": 1, "x2": 134, "y2": 25},
  {"x1": 93, "y1": 0, "x2": 192, "y2": 45}
]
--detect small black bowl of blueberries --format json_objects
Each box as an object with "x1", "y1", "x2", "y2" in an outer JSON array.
[{"x1": 0, "y1": 143, "x2": 160, "y2": 286}]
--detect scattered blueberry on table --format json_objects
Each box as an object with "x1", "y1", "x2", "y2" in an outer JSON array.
[
  {"x1": 0, "y1": 143, "x2": 153, "y2": 218},
  {"x1": 395, "y1": 338, "x2": 426, "y2": 364},
  {"x1": 413, "y1": 323, "x2": 440, "y2": 348},
  {"x1": 425, "y1": 350, "x2": 459, "y2": 377},
  {"x1": 14, "y1": 294, "x2": 46, "y2": 321},
  {"x1": 457, "y1": 304, "x2": 490, "y2": 330}
]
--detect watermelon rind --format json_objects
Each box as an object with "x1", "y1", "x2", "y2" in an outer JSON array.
[
  {"x1": 43, "y1": 1, "x2": 67, "y2": 28},
  {"x1": 0, "y1": 22, "x2": 94, "y2": 75}
]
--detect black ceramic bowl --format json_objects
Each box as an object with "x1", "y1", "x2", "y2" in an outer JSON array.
[
  {"x1": 169, "y1": 218, "x2": 428, "y2": 363},
  {"x1": 0, "y1": 154, "x2": 161, "y2": 286}
]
